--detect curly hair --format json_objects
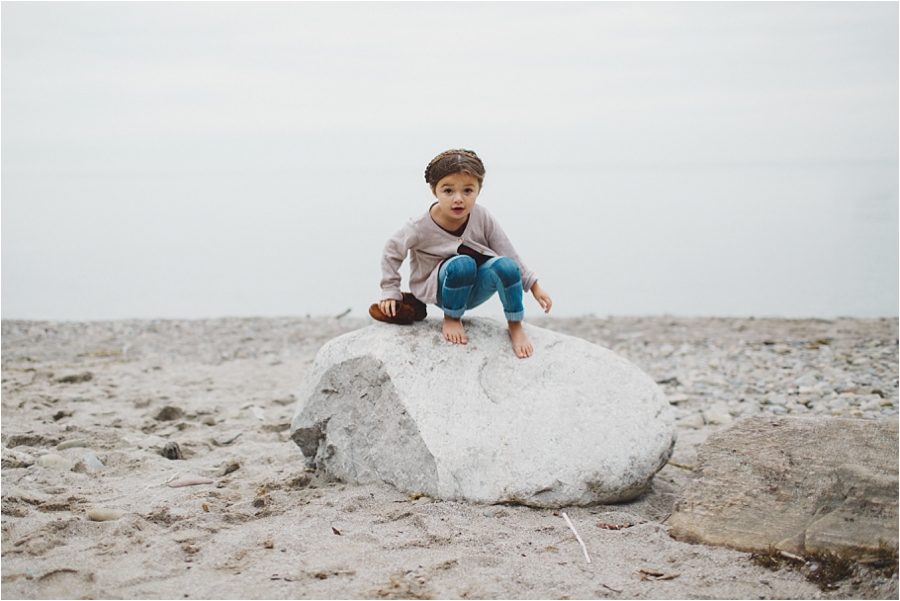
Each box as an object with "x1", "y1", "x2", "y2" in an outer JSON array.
[{"x1": 424, "y1": 149, "x2": 486, "y2": 190}]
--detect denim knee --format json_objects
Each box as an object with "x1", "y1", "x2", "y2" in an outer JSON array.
[
  {"x1": 442, "y1": 255, "x2": 477, "y2": 287},
  {"x1": 487, "y1": 256, "x2": 521, "y2": 288}
]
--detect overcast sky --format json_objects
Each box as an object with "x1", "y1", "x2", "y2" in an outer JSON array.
[{"x1": 2, "y1": 2, "x2": 897, "y2": 320}]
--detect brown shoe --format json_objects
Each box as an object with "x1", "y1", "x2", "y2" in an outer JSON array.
[
  {"x1": 369, "y1": 293, "x2": 428, "y2": 325},
  {"x1": 402, "y1": 293, "x2": 427, "y2": 322}
]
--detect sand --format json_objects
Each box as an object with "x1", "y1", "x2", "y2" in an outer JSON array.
[{"x1": 1, "y1": 315, "x2": 897, "y2": 599}]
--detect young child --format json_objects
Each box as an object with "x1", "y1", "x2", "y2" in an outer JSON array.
[{"x1": 369, "y1": 149, "x2": 552, "y2": 358}]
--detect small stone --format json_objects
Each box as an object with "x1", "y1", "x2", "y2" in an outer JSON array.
[
  {"x1": 677, "y1": 414, "x2": 706, "y2": 429},
  {"x1": 155, "y1": 406, "x2": 185, "y2": 421},
  {"x1": 162, "y1": 442, "x2": 184, "y2": 460},
  {"x1": 221, "y1": 460, "x2": 240, "y2": 476},
  {"x1": 201, "y1": 416, "x2": 217, "y2": 426},
  {"x1": 82, "y1": 452, "x2": 105, "y2": 470},
  {"x1": 169, "y1": 477, "x2": 214, "y2": 488},
  {"x1": 416, "y1": 496, "x2": 433, "y2": 505},
  {"x1": 483, "y1": 509, "x2": 495, "y2": 518},
  {"x1": 36, "y1": 454, "x2": 74, "y2": 470},
  {"x1": 763, "y1": 394, "x2": 787, "y2": 406},
  {"x1": 704, "y1": 402, "x2": 733, "y2": 426},
  {"x1": 88, "y1": 508, "x2": 124, "y2": 521},
  {"x1": 56, "y1": 439, "x2": 88, "y2": 451},
  {"x1": 56, "y1": 371, "x2": 93, "y2": 384},
  {"x1": 667, "y1": 394, "x2": 689, "y2": 405}
]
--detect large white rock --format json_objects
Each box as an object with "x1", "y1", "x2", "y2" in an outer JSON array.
[{"x1": 290, "y1": 317, "x2": 675, "y2": 507}]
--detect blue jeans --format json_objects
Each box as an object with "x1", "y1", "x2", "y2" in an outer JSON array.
[{"x1": 436, "y1": 255, "x2": 525, "y2": 321}]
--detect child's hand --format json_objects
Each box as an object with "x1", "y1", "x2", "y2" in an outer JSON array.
[
  {"x1": 531, "y1": 282, "x2": 552, "y2": 314},
  {"x1": 379, "y1": 299, "x2": 397, "y2": 317}
]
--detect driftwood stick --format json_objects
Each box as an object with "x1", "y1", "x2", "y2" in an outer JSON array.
[{"x1": 562, "y1": 512, "x2": 592, "y2": 564}]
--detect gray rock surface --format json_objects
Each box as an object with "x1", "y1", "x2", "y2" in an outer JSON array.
[
  {"x1": 290, "y1": 317, "x2": 675, "y2": 507},
  {"x1": 668, "y1": 415, "x2": 899, "y2": 555}
]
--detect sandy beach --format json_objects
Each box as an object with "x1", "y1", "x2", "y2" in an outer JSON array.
[{"x1": 2, "y1": 315, "x2": 897, "y2": 599}]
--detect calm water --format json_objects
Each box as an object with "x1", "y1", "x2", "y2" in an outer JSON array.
[{"x1": 2, "y1": 160, "x2": 897, "y2": 321}]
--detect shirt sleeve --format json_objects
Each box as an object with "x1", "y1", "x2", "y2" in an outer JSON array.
[
  {"x1": 482, "y1": 209, "x2": 539, "y2": 293},
  {"x1": 380, "y1": 220, "x2": 419, "y2": 301}
]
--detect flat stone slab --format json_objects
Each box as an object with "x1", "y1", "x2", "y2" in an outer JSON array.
[
  {"x1": 290, "y1": 317, "x2": 675, "y2": 507},
  {"x1": 668, "y1": 416, "x2": 899, "y2": 556}
]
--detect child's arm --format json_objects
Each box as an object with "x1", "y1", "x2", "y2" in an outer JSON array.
[
  {"x1": 379, "y1": 222, "x2": 418, "y2": 316},
  {"x1": 531, "y1": 281, "x2": 553, "y2": 314}
]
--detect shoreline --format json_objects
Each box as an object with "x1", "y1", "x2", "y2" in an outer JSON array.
[{"x1": 2, "y1": 316, "x2": 897, "y2": 599}]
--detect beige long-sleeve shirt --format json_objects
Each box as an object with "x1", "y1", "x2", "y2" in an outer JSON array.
[{"x1": 380, "y1": 204, "x2": 538, "y2": 305}]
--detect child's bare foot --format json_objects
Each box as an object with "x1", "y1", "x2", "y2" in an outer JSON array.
[
  {"x1": 442, "y1": 315, "x2": 467, "y2": 344},
  {"x1": 508, "y1": 321, "x2": 533, "y2": 358}
]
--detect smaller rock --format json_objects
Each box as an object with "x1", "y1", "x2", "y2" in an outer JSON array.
[
  {"x1": 220, "y1": 460, "x2": 240, "y2": 476},
  {"x1": 82, "y1": 452, "x2": 105, "y2": 470},
  {"x1": 56, "y1": 439, "x2": 88, "y2": 451},
  {"x1": 155, "y1": 406, "x2": 185, "y2": 421},
  {"x1": 763, "y1": 394, "x2": 787, "y2": 406},
  {"x1": 36, "y1": 454, "x2": 74, "y2": 470},
  {"x1": 677, "y1": 414, "x2": 705, "y2": 429},
  {"x1": 704, "y1": 402, "x2": 734, "y2": 426},
  {"x1": 88, "y1": 508, "x2": 124, "y2": 521},
  {"x1": 667, "y1": 394, "x2": 689, "y2": 405},
  {"x1": 162, "y1": 442, "x2": 184, "y2": 460},
  {"x1": 201, "y1": 416, "x2": 216, "y2": 426},
  {"x1": 169, "y1": 477, "x2": 214, "y2": 488},
  {"x1": 416, "y1": 496, "x2": 433, "y2": 505},
  {"x1": 56, "y1": 372, "x2": 93, "y2": 384}
]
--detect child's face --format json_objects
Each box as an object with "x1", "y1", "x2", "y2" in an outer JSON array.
[{"x1": 432, "y1": 171, "x2": 480, "y2": 226}]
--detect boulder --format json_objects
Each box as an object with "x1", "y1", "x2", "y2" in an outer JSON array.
[
  {"x1": 290, "y1": 317, "x2": 675, "y2": 507},
  {"x1": 668, "y1": 416, "x2": 899, "y2": 556}
]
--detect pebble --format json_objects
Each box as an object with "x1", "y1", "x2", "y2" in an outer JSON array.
[
  {"x1": 155, "y1": 406, "x2": 185, "y2": 421},
  {"x1": 56, "y1": 439, "x2": 88, "y2": 451},
  {"x1": 36, "y1": 454, "x2": 74, "y2": 470},
  {"x1": 704, "y1": 402, "x2": 733, "y2": 425},
  {"x1": 220, "y1": 459, "x2": 240, "y2": 476},
  {"x1": 201, "y1": 415, "x2": 217, "y2": 426},
  {"x1": 676, "y1": 414, "x2": 705, "y2": 429},
  {"x1": 162, "y1": 442, "x2": 184, "y2": 460},
  {"x1": 82, "y1": 452, "x2": 105, "y2": 470},
  {"x1": 169, "y1": 477, "x2": 214, "y2": 488},
  {"x1": 88, "y1": 508, "x2": 124, "y2": 521}
]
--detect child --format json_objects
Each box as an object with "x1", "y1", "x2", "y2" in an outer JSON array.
[{"x1": 369, "y1": 149, "x2": 552, "y2": 358}]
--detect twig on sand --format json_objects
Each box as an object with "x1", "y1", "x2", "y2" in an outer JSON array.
[
  {"x1": 666, "y1": 461, "x2": 694, "y2": 470},
  {"x1": 780, "y1": 550, "x2": 804, "y2": 562},
  {"x1": 601, "y1": 583, "x2": 623, "y2": 593},
  {"x1": 143, "y1": 473, "x2": 180, "y2": 491},
  {"x1": 562, "y1": 512, "x2": 592, "y2": 564}
]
